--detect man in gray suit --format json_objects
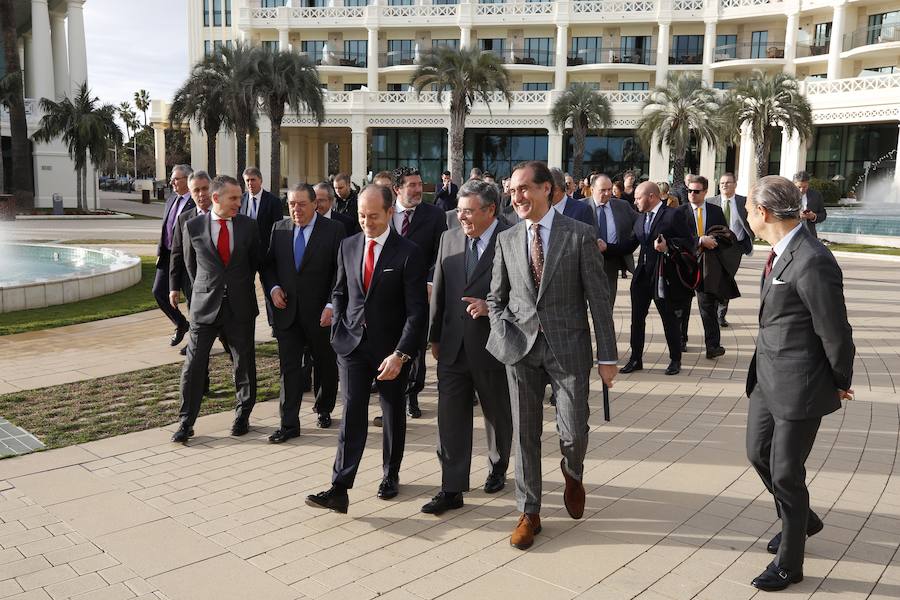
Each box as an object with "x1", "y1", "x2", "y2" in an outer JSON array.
[
  {"x1": 423, "y1": 180, "x2": 513, "y2": 516},
  {"x1": 171, "y1": 175, "x2": 261, "y2": 443},
  {"x1": 744, "y1": 176, "x2": 854, "y2": 592},
  {"x1": 792, "y1": 171, "x2": 827, "y2": 238},
  {"x1": 487, "y1": 161, "x2": 618, "y2": 550},
  {"x1": 707, "y1": 172, "x2": 753, "y2": 328},
  {"x1": 586, "y1": 174, "x2": 638, "y2": 307}
]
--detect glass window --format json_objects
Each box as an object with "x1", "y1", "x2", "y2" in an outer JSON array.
[
  {"x1": 619, "y1": 82, "x2": 649, "y2": 91},
  {"x1": 262, "y1": 40, "x2": 279, "y2": 53},
  {"x1": 620, "y1": 36, "x2": 651, "y2": 64},
  {"x1": 432, "y1": 0, "x2": 459, "y2": 4},
  {"x1": 868, "y1": 12, "x2": 900, "y2": 45},
  {"x1": 432, "y1": 39, "x2": 460, "y2": 50},
  {"x1": 464, "y1": 129, "x2": 548, "y2": 179},
  {"x1": 713, "y1": 81, "x2": 734, "y2": 89},
  {"x1": 212, "y1": 0, "x2": 222, "y2": 25},
  {"x1": 813, "y1": 22, "x2": 832, "y2": 45},
  {"x1": 213, "y1": 40, "x2": 223, "y2": 56},
  {"x1": 301, "y1": 40, "x2": 326, "y2": 64},
  {"x1": 750, "y1": 31, "x2": 768, "y2": 59},
  {"x1": 203, "y1": 0, "x2": 210, "y2": 27},
  {"x1": 479, "y1": 38, "x2": 505, "y2": 54},
  {"x1": 344, "y1": 83, "x2": 364, "y2": 91},
  {"x1": 716, "y1": 34, "x2": 737, "y2": 59},
  {"x1": 225, "y1": 0, "x2": 231, "y2": 26},
  {"x1": 570, "y1": 37, "x2": 601, "y2": 65},
  {"x1": 386, "y1": 83, "x2": 411, "y2": 91},
  {"x1": 344, "y1": 0, "x2": 368, "y2": 5},
  {"x1": 671, "y1": 35, "x2": 703, "y2": 64},
  {"x1": 523, "y1": 82, "x2": 550, "y2": 91},
  {"x1": 563, "y1": 131, "x2": 649, "y2": 178},
  {"x1": 370, "y1": 128, "x2": 449, "y2": 186},
  {"x1": 387, "y1": 40, "x2": 415, "y2": 66},
  {"x1": 389, "y1": 0, "x2": 414, "y2": 5},
  {"x1": 523, "y1": 37, "x2": 553, "y2": 66},
  {"x1": 344, "y1": 40, "x2": 368, "y2": 67},
  {"x1": 261, "y1": 0, "x2": 287, "y2": 6},
  {"x1": 204, "y1": 40, "x2": 212, "y2": 56}
]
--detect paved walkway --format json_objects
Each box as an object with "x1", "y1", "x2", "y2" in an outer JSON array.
[{"x1": 0, "y1": 252, "x2": 898, "y2": 600}]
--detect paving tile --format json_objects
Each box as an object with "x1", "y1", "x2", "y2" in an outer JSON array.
[
  {"x1": 49, "y1": 492, "x2": 164, "y2": 538},
  {"x1": 11, "y1": 467, "x2": 115, "y2": 507},
  {"x1": 147, "y1": 554, "x2": 296, "y2": 600}
]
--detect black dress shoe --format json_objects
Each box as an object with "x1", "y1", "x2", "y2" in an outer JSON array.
[
  {"x1": 231, "y1": 418, "x2": 250, "y2": 436},
  {"x1": 767, "y1": 517, "x2": 824, "y2": 554},
  {"x1": 421, "y1": 491, "x2": 463, "y2": 515},
  {"x1": 317, "y1": 413, "x2": 332, "y2": 428},
  {"x1": 170, "y1": 322, "x2": 189, "y2": 347},
  {"x1": 484, "y1": 473, "x2": 506, "y2": 494},
  {"x1": 171, "y1": 427, "x2": 194, "y2": 444},
  {"x1": 665, "y1": 361, "x2": 681, "y2": 376},
  {"x1": 305, "y1": 486, "x2": 349, "y2": 514},
  {"x1": 377, "y1": 475, "x2": 399, "y2": 499},
  {"x1": 268, "y1": 429, "x2": 298, "y2": 444},
  {"x1": 179, "y1": 346, "x2": 187, "y2": 356},
  {"x1": 407, "y1": 396, "x2": 422, "y2": 419},
  {"x1": 706, "y1": 346, "x2": 726, "y2": 359},
  {"x1": 751, "y1": 561, "x2": 803, "y2": 592},
  {"x1": 719, "y1": 317, "x2": 730, "y2": 328},
  {"x1": 372, "y1": 415, "x2": 383, "y2": 427},
  {"x1": 619, "y1": 359, "x2": 643, "y2": 374}
]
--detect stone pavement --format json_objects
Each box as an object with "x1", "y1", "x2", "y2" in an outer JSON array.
[{"x1": 0, "y1": 251, "x2": 898, "y2": 599}]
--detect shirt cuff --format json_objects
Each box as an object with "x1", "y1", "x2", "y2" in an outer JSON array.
[
  {"x1": 597, "y1": 360, "x2": 617, "y2": 365},
  {"x1": 325, "y1": 303, "x2": 333, "y2": 310},
  {"x1": 270, "y1": 285, "x2": 282, "y2": 295}
]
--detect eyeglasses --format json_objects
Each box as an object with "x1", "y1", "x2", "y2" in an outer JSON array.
[
  {"x1": 688, "y1": 189, "x2": 706, "y2": 194},
  {"x1": 455, "y1": 207, "x2": 487, "y2": 217}
]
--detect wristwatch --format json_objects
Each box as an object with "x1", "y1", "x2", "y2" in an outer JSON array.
[{"x1": 393, "y1": 350, "x2": 412, "y2": 363}]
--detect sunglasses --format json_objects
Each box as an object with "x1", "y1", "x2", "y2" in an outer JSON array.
[{"x1": 688, "y1": 189, "x2": 706, "y2": 194}]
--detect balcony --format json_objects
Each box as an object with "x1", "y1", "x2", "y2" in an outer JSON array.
[
  {"x1": 475, "y1": 1, "x2": 554, "y2": 18},
  {"x1": 795, "y1": 40, "x2": 830, "y2": 60},
  {"x1": 805, "y1": 73, "x2": 900, "y2": 96},
  {"x1": 379, "y1": 51, "x2": 417, "y2": 68},
  {"x1": 486, "y1": 49, "x2": 556, "y2": 67},
  {"x1": 320, "y1": 52, "x2": 367, "y2": 69},
  {"x1": 239, "y1": 5, "x2": 366, "y2": 29},
  {"x1": 713, "y1": 42, "x2": 785, "y2": 63},
  {"x1": 843, "y1": 24, "x2": 900, "y2": 58},
  {"x1": 669, "y1": 51, "x2": 703, "y2": 65},
  {"x1": 566, "y1": 47, "x2": 655, "y2": 67},
  {"x1": 378, "y1": 2, "x2": 459, "y2": 22},
  {"x1": 571, "y1": 1, "x2": 655, "y2": 17}
]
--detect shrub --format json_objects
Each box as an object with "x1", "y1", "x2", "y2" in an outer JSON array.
[{"x1": 809, "y1": 178, "x2": 841, "y2": 205}]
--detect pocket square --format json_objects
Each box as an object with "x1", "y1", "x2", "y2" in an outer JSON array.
[
  {"x1": 772, "y1": 278, "x2": 787, "y2": 285},
  {"x1": 382, "y1": 268, "x2": 395, "y2": 273}
]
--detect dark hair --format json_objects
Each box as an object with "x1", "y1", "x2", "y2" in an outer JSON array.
[
  {"x1": 211, "y1": 175, "x2": 240, "y2": 195},
  {"x1": 287, "y1": 182, "x2": 316, "y2": 204},
  {"x1": 688, "y1": 174, "x2": 709, "y2": 190},
  {"x1": 334, "y1": 172, "x2": 351, "y2": 185},
  {"x1": 391, "y1": 166, "x2": 421, "y2": 189},
  {"x1": 511, "y1": 161, "x2": 553, "y2": 205},
  {"x1": 720, "y1": 172, "x2": 736, "y2": 182},
  {"x1": 242, "y1": 167, "x2": 262, "y2": 180},
  {"x1": 360, "y1": 184, "x2": 393, "y2": 211},
  {"x1": 793, "y1": 171, "x2": 811, "y2": 183},
  {"x1": 441, "y1": 170, "x2": 451, "y2": 177}
]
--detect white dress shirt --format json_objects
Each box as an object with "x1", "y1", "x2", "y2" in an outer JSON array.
[
  {"x1": 771, "y1": 222, "x2": 804, "y2": 270},
  {"x1": 468, "y1": 218, "x2": 499, "y2": 260},
  {"x1": 525, "y1": 207, "x2": 556, "y2": 253},
  {"x1": 392, "y1": 201, "x2": 417, "y2": 232},
  {"x1": 210, "y1": 213, "x2": 234, "y2": 254},
  {"x1": 363, "y1": 227, "x2": 391, "y2": 272},
  {"x1": 247, "y1": 192, "x2": 260, "y2": 220},
  {"x1": 552, "y1": 195, "x2": 568, "y2": 216}
]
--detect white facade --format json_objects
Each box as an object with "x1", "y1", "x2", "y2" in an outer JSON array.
[{"x1": 154, "y1": 0, "x2": 900, "y2": 195}]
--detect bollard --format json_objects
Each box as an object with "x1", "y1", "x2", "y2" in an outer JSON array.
[
  {"x1": 52, "y1": 193, "x2": 64, "y2": 215},
  {"x1": 142, "y1": 189, "x2": 151, "y2": 204}
]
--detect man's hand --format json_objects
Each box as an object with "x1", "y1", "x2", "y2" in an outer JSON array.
[
  {"x1": 271, "y1": 287, "x2": 287, "y2": 309},
  {"x1": 376, "y1": 353, "x2": 404, "y2": 381},
  {"x1": 699, "y1": 235, "x2": 718, "y2": 250},
  {"x1": 169, "y1": 291, "x2": 179, "y2": 310},
  {"x1": 597, "y1": 364, "x2": 617, "y2": 388},
  {"x1": 597, "y1": 239, "x2": 608, "y2": 253},
  {"x1": 427, "y1": 282, "x2": 432, "y2": 303},
  {"x1": 461, "y1": 296, "x2": 489, "y2": 319},
  {"x1": 319, "y1": 306, "x2": 333, "y2": 327},
  {"x1": 654, "y1": 234, "x2": 668, "y2": 254},
  {"x1": 838, "y1": 388, "x2": 855, "y2": 401},
  {"x1": 431, "y1": 342, "x2": 440, "y2": 360},
  {"x1": 801, "y1": 209, "x2": 817, "y2": 222}
]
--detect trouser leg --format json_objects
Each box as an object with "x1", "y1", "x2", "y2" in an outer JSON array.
[
  {"x1": 436, "y1": 358, "x2": 474, "y2": 493},
  {"x1": 221, "y1": 300, "x2": 256, "y2": 420},
  {"x1": 153, "y1": 265, "x2": 188, "y2": 328},
  {"x1": 332, "y1": 350, "x2": 377, "y2": 489},
  {"x1": 472, "y1": 367, "x2": 513, "y2": 481},
  {"x1": 697, "y1": 290, "x2": 721, "y2": 350},
  {"x1": 178, "y1": 321, "x2": 218, "y2": 428},
  {"x1": 629, "y1": 278, "x2": 653, "y2": 361},
  {"x1": 274, "y1": 322, "x2": 305, "y2": 434}
]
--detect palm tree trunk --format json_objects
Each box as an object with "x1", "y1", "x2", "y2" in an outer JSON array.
[
  {"x1": 83, "y1": 166, "x2": 89, "y2": 211},
  {"x1": 0, "y1": 139, "x2": 5, "y2": 193},
  {"x1": 572, "y1": 122, "x2": 586, "y2": 182},
  {"x1": 755, "y1": 131, "x2": 771, "y2": 179},
  {"x1": 1, "y1": 0, "x2": 35, "y2": 210},
  {"x1": 449, "y1": 108, "x2": 466, "y2": 186},
  {"x1": 75, "y1": 167, "x2": 82, "y2": 211},
  {"x1": 672, "y1": 143, "x2": 686, "y2": 201},
  {"x1": 206, "y1": 125, "x2": 218, "y2": 177},
  {"x1": 235, "y1": 126, "x2": 248, "y2": 189}
]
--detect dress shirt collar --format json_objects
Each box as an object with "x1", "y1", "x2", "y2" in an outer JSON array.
[
  {"x1": 366, "y1": 227, "x2": 391, "y2": 247},
  {"x1": 212, "y1": 211, "x2": 232, "y2": 222},
  {"x1": 646, "y1": 200, "x2": 663, "y2": 220},
  {"x1": 295, "y1": 212, "x2": 317, "y2": 234},
  {"x1": 691, "y1": 200, "x2": 707, "y2": 212},
  {"x1": 553, "y1": 195, "x2": 568, "y2": 215},
  {"x1": 394, "y1": 201, "x2": 416, "y2": 214},
  {"x1": 197, "y1": 207, "x2": 207, "y2": 216},
  {"x1": 323, "y1": 208, "x2": 333, "y2": 219},
  {"x1": 772, "y1": 222, "x2": 804, "y2": 264},
  {"x1": 469, "y1": 218, "x2": 499, "y2": 248},
  {"x1": 525, "y1": 206, "x2": 556, "y2": 231}
]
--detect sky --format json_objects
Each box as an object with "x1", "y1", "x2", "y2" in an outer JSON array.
[{"x1": 83, "y1": 0, "x2": 189, "y2": 114}]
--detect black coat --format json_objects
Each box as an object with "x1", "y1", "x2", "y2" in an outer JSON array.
[
  {"x1": 241, "y1": 189, "x2": 284, "y2": 258},
  {"x1": 391, "y1": 201, "x2": 447, "y2": 282},
  {"x1": 325, "y1": 209, "x2": 361, "y2": 237},
  {"x1": 623, "y1": 203, "x2": 697, "y2": 302},
  {"x1": 434, "y1": 182, "x2": 459, "y2": 212}
]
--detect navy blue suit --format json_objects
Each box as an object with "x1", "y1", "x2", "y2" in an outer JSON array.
[
  {"x1": 678, "y1": 202, "x2": 727, "y2": 351},
  {"x1": 560, "y1": 196, "x2": 596, "y2": 228}
]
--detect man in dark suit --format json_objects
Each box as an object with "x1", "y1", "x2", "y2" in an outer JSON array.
[
  {"x1": 620, "y1": 181, "x2": 696, "y2": 376},
  {"x1": 263, "y1": 184, "x2": 345, "y2": 441},
  {"x1": 170, "y1": 176, "x2": 261, "y2": 443},
  {"x1": 390, "y1": 166, "x2": 447, "y2": 419},
  {"x1": 586, "y1": 174, "x2": 638, "y2": 307},
  {"x1": 792, "y1": 171, "x2": 827, "y2": 238},
  {"x1": 155, "y1": 165, "x2": 195, "y2": 348},
  {"x1": 487, "y1": 161, "x2": 618, "y2": 550},
  {"x1": 314, "y1": 181, "x2": 360, "y2": 236},
  {"x1": 422, "y1": 180, "x2": 513, "y2": 516},
  {"x1": 332, "y1": 172, "x2": 358, "y2": 216},
  {"x1": 241, "y1": 167, "x2": 284, "y2": 256},
  {"x1": 677, "y1": 175, "x2": 727, "y2": 358},
  {"x1": 549, "y1": 167, "x2": 595, "y2": 227},
  {"x1": 434, "y1": 170, "x2": 459, "y2": 212},
  {"x1": 707, "y1": 172, "x2": 753, "y2": 328},
  {"x1": 305, "y1": 185, "x2": 428, "y2": 513},
  {"x1": 744, "y1": 176, "x2": 854, "y2": 592}
]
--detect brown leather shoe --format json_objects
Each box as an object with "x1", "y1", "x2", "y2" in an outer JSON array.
[
  {"x1": 561, "y1": 458, "x2": 585, "y2": 519},
  {"x1": 510, "y1": 513, "x2": 542, "y2": 550}
]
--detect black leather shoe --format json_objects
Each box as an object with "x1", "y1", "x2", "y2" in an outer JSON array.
[
  {"x1": 619, "y1": 359, "x2": 643, "y2": 374},
  {"x1": 179, "y1": 346, "x2": 187, "y2": 356},
  {"x1": 231, "y1": 418, "x2": 250, "y2": 436},
  {"x1": 421, "y1": 491, "x2": 463, "y2": 515},
  {"x1": 665, "y1": 361, "x2": 681, "y2": 376},
  {"x1": 706, "y1": 346, "x2": 726, "y2": 359},
  {"x1": 377, "y1": 475, "x2": 399, "y2": 500},
  {"x1": 170, "y1": 322, "x2": 189, "y2": 347},
  {"x1": 484, "y1": 473, "x2": 506, "y2": 494},
  {"x1": 268, "y1": 429, "x2": 298, "y2": 444},
  {"x1": 317, "y1": 413, "x2": 332, "y2": 429},
  {"x1": 372, "y1": 415, "x2": 383, "y2": 427},
  {"x1": 171, "y1": 427, "x2": 193, "y2": 444},
  {"x1": 767, "y1": 516, "x2": 824, "y2": 554},
  {"x1": 407, "y1": 396, "x2": 422, "y2": 419},
  {"x1": 751, "y1": 562, "x2": 803, "y2": 592},
  {"x1": 719, "y1": 317, "x2": 730, "y2": 328},
  {"x1": 305, "y1": 486, "x2": 349, "y2": 514}
]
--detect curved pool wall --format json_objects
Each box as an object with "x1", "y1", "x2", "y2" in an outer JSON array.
[
  {"x1": 816, "y1": 207, "x2": 900, "y2": 248},
  {"x1": 0, "y1": 244, "x2": 142, "y2": 313}
]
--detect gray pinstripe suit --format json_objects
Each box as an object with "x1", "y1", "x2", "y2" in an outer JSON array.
[{"x1": 486, "y1": 210, "x2": 618, "y2": 514}]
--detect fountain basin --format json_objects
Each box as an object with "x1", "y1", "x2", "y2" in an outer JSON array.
[
  {"x1": 816, "y1": 207, "x2": 900, "y2": 248},
  {"x1": 0, "y1": 244, "x2": 141, "y2": 313}
]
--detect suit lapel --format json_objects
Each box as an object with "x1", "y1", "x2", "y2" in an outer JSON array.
[
  {"x1": 201, "y1": 213, "x2": 223, "y2": 266},
  {"x1": 367, "y1": 231, "x2": 399, "y2": 299},
  {"x1": 466, "y1": 221, "x2": 504, "y2": 288},
  {"x1": 760, "y1": 228, "x2": 805, "y2": 308},
  {"x1": 347, "y1": 234, "x2": 365, "y2": 294},
  {"x1": 513, "y1": 222, "x2": 537, "y2": 297},
  {"x1": 537, "y1": 212, "x2": 565, "y2": 301}
]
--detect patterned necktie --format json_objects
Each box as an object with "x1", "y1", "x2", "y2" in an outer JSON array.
[
  {"x1": 696, "y1": 205, "x2": 704, "y2": 236},
  {"x1": 465, "y1": 236, "x2": 480, "y2": 281},
  {"x1": 598, "y1": 204, "x2": 608, "y2": 242},
  {"x1": 723, "y1": 197, "x2": 732, "y2": 227},
  {"x1": 363, "y1": 239, "x2": 376, "y2": 292},
  {"x1": 643, "y1": 212, "x2": 652, "y2": 237},
  {"x1": 763, "y1": 249, "x2": 777, "y2": 279},
  {"x1": 401, "y1": 209, "x2": 413, "y2": 237},
  {"x1": 216, "y1": 219, "x2": 231, "y2": 266},
  {"x1": 530, "y1": 223, "x2": 544, "y2": 290},
  {"x1": 294, "y1": 226, "x2": 306, "y2": 271}
]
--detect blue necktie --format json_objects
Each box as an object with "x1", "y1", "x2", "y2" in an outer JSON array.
[
  {"x1": 598, "y1": 204, "x2": 608, "y2": 242},
  {"x1": 643, "y1": 212, "x2": 652, "y2": 238},
  {"x1": 294, "y1": 227, "x2": 306, "y2": 271}
]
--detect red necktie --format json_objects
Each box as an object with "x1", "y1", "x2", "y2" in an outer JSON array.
[
  {"x1": 363, "y1": 239, "x2": 375, "y2": 292},
  {"x1": 401, "y1": 210, "x2": 412, "y2": 237},
  {"x1": 763, "y1": 249, "x2": 776, "y2": 279},
  {"x1": 217, "y1": 219, "x2": 231, "y2": 266}
]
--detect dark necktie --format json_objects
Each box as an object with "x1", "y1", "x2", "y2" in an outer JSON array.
[
  {"x1": 250, "y1": 195, "x2": 258, "y2": 220},
  {"x1": 530, "y1": 223, "x2": 544, "y2": 290},
  {"x1": 465, "y1": 236, "x2": 480, "y2": 281},
  {"x1": 763, "y1": 249, "x2": 777, "y2": 279},
  {"x1": 643, "y1": 212, "x2": 652, "y2": 238},
  {"x1": 216, "y1": 219, "x2": 230, "y2": 266},
  {"x1": 294, "y1": 226, "x2": 306, "y2": 271},
  {"x1": 401, "y1": 209, "x2": 413, "y2": 237},
  {"x1": 598, "y1": 203, "x2": 608, "y2": 242}
]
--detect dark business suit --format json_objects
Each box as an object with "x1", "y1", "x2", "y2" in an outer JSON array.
[
  {"x1": 801, "y1": 188, "x2": 827, "y2": 238},
  {"x1": 324, "y1": 208, "x2": 360, "y2": 237},
  {"x1": 678, "y1": 201, "x2": 727, "y2": 350},
  {"x1": 178, "y1": 213, "x2": 260, "y2": 430},
  {"x1": 429, "y1": 221, "x2": 513, "y2": 493},
  {"x1": 708, "y1": 194, "x2": 753, "y2": 321},
  {"x1": 622, "y1": 202, "x2": 696, "y2": 363},
  {"x1": 434, "y1": 182, "x2": 459, "y2": 212},
  {"x1": 560, "y1": 196, "x2": 595, "y2": 228},
  {"x1": 241, "y1": 188, "x2": 283, "y2": 326},
  {"x1": 154, "y1": 193, "x2": 195, "y2": 330},
  {"x1": 263, "y1": 215, "x2": 345, "y2": 434},
  {"x1": 746, "y1": 225, "x2": 854, "y2": 574},
  {"x1": 169, "y1": 207, "x2": 205, "y2": 304},
  {"x1": 334, "y1": 189, "x2": 358, "y2": 217},
  {"x1": 330, "y1": 230, "x2": 428, "y2": 488},
  {"x1": 587, "y1": 197, "x2": 638, "y2": 307}
]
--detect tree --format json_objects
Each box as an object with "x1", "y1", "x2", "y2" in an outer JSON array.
[
  {"x1": 33, "y1": 83, "x2": 122, "y2": 210},
  {"x1": 118, "y1": 102, "x2": 140, "y2": 177},
  {"x1": 169, "y1": 61, "x2": 228, "y2": 177},
  {"x1": 551, "y1": 83, "x2": 612, "y2": 182},
  {"x1": 636, "y1": 72, "x2": 723, "y2": 196},
  {"x1": 723, "y1": 70, "x2": 813, "y2": 179},
  {"x1": 410, "y1": 46, "x2": 511, "y2": 186},
  {"x1": 0, "y1": 71, "x2": 22, "y2": 193},
  {"x1": 212, "y1": 42, "x2": 258, "y2": 185},
  {"x1": 134, "y1": 89, "x2": 150, "y2": 127},
  {"x1": 248, "y1": 46, "x2": 323, "y2": 192},
  {"x1": 1, "y1": 0, "x2": 35, "y2": 209}
]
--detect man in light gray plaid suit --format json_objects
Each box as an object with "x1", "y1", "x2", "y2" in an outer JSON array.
[{"x1": 487, "y1": 161, "x2": 618, "y2": 550}]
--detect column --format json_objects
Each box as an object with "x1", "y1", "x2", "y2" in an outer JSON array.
[
  {"x1": 702, "y1": 20, "x2": 716, "y2": 85},
  {"x1": 23, "y1": 34, "x2": 34, "y2": 98},
  {"x1": 554, "y1": 25, "x2": 568, "y2": 91},
  {"x1": 547, "y1": 130, "x2": 564, "y2": 170},
  {"x1": 827, "y1": 1, "x2": 846, "y2": 81},
  {"x1": 30, "y1": 0, "x2": 55, "y2": 100},
  {"x1": 190, "y1": 123, "x2": 207, "y2": 173},
  {"x1": 893, "y1": 123, "x2": 900, "y2": 190},
  {"x1": 367, "y1": 28, "x2": 379, "y2": 90},
  {"x1": 735, "y1": 123, "x2": 756, "y2": 197},
  {"x1": 258, "y1": 114, "x2": 273, "y2": 185},
  {"x1": 50, "y1": 11, "x2": 69, "y2": 99},
  {"x1": 351, "y1": 124, "x2": 368, "y2": 186},
  {"x1": 778, "y1": 129, "x2": 804, "y2": 178},
  {"x1": 278, "y1": 27, "x2": 290, "y2": 52},
  {"x1": 460, "y1": 26, "x2": 471, "y2": 49},
  {"x1": 649, "y1": 132, "x2": 670, "y2": 181},
  {"x1": 699, "y1": 140, "x2": 716, "y2": 182},
  {"x1": 154, "y1": 126, "x2": 167, "y2": 182},
  {"x1": 67, "y1": 0, "x2": 89, "y2": 94},
  {"x1": 656, "y1": 22, "x2": 670, "y2": 86},
  {"x1": 783, "y1": 12, "x2": 798, "y2": 75}
]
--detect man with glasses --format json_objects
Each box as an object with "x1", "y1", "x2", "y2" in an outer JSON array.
[
  {"x1": 586, "y1": 174, "x2": 638, "y2": 307},
  {"x1": 708, "y1": 172, "x2": 753, "y2": 327}
]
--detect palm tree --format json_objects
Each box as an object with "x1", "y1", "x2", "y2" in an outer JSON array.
[
  {"x1": 551, "y1": 83, "x2": 612, "y2": 182},
  {"x1": 211, "y1": 42, "x2": 258, "y2": 184},
  {"x1": 636, "y1": 72, "x2": 723, "y2": 196},
  {"x1": 247, "y1": 46, "x2": 323, "y2": 192},
  {"x1": 134, "y1": 89, "x2": 151, "y2": 127},
  {"x1": 33, "y1": 83, "x2": 122, "y2": 210},
  {"x1": 118, "y1": 103, "x2": 140, "y2": 178},
  {"x1": 0, "y1": 72, "x2": 22, "y2": 193},
  {"x1": 1, "y1": 0, "x2": 34, "y2": 209},
  {"x1": 723, "y1": 70, "x2": 813, "y2": 179},
  {"x1": 169, "y1": 61, "x2": 229, "y2": 176},
  {"x1": 411, "y1": 46, "x2": 511, "y2": 186}
]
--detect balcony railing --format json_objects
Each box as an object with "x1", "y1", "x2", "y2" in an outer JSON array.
[
  {"x1": 321, "y1": 52, "x2": 367, "y2": 68},
  {"x1": 669, "y1": 51, "x2": 703, "y2": 65},
  {"x1": 720, "y1": 0, "x2": 782, "y2": 8},
  {"x1": 475, "y1": 1, "x2": 554, "y2": 17},
  {"x1": 713, "y1": 42, "x2": 785, "y2": 61},
  {"x1": 805, "y1": 73, "x2": 900, "y2": 95},
  {"x1": 567, "y1": 47, "x2": 655, "y2": 66},
  {"x1": 380, "y1": 51, "x2": 417, "y2": 68},
  {"x1": 844, "y1": 24, "x2": 900, "y2": 52},
  {"x1": 572, "y1": 1, "x2": 655, "y2": 14},
  {"x1": 379, "y1": 3, "x2": 459, "y2": 18},
  {"x1": 485, "y1": 48, "x2": 556, "y2": 67},
  {"x1": 316, "y1": 89, "x2": 646, "y2": 107},
  {"x1": 796, "y1": 40, "x2": 830, "y2": 58}
]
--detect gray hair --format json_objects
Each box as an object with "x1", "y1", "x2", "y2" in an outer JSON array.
[
  {"x1": 457, "y1": 179, "x2": 499, "y2": 209},
  {"x1": 549, "y1": 167, "x2": 566, "y2": 193},
  {"x1": 749, "y1": 175, "x2": 801, "y2": 220},
  {"x1": 243, "y1": 166, "x2": 263, "y2": 180},
  {"x1": 171, "y1": 164, "x2": 192, "y2": 178},
  {"x1": 792, "y1": 171, "x2": 811, "y2": 183},
  {"x1": 188, "y1": 170, "x2": 211, "y2": 185},
  {"x1": 287, "y1": 182, "x2": 316, "y2": 203},
  {"x1": 313, "y1": 181, "x2": 335, "y2": 202}
]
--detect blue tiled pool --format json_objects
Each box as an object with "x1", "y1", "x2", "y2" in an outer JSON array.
[
  {"x1": 817, "y1": 207, "x2": 900, "y2": 237},
  {"x1": 0, "y1": 244, "x2": 134, "y2": 286}
]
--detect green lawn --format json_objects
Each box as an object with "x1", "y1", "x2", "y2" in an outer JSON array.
[
  {"x1": 754, "y1": 241, "x2": 900, "y2": 256},
  {"x1": 0, "y1": 256, "x2": 159, "y2": 336}
]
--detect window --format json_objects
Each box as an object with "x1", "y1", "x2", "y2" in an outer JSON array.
[
  {"x1": 301, "y1": 40, "x2": 326, "y2": 64},
  {"x1": 371, "y1": 129, "x2": 449, "y2": 185},
  {"x1": 464, "y1": 129, "x2": 549, "y2": 180},
  {"x1": 619, "y1": 82, "x2": 649, "y2": 91},
  {"x1": 862, "y1": 65, "x2": 898, "y2": 74},
  {"x1": 261, "y1": 0, "x2": 287, "y2": 6},
  {"x1": 389, "y1": 0, "x2": 413, "y2": 4},
  {"x1": 225, "y1": 0, "x2": 231, "y2": 26},
  {"x1": 813, "y1": 22, "x2": 832, "y2": 45},
  {"x1": 620, "y1": 36, "x2": 651, "y2": 64},
  {"x1": 713, "y1": 81, "x2": 734, "y2": 89},
  {"x1": 805, "y1": 74, "x2": 827, "y2": 80},
  {"x1": 750, "y1": 31, "x2": 768, "y2": 59},
  {"x1": 432, "y1": 39, "x2": 460, "y2": 50},
  {"x1": 868, "y1": 12, "x2": 900, "y2": 45},
  {"x1": 479, "y1": 38, "x2": 505, "y2": 55},
  {"x1": 523, "y1": 82, "x2": 550, "y2": 91},
  {"x1": 563, "y1": 130, "x2": 648, "y2": 178},
  {"x1": 203, "y1": 0, "x2": 209, "y2": 27},
  {"x1": 344, "y1": 40, "x2": 367, "y2": 67},
  {"x1": 432, "y1": 0, "x2": 459, "y2": 4},
  {"x1": 387, "y1": 40, "x2": 415, "y2": 66},
  {"x1": 213, "y1": 0, "x2": 222, "y2": 26},
  {"x1": 387, "y1": 83, "x2": 411, "y2": 91},
  {"x1": 204, "y1": 40, "x2": 212, "y2": 56},
  {"x1": 570, "y1": 36, "x2": 601, "y2": 65},
  {"x1": 262, "y1": 40, "x2": 279, "y2": 53},
  {"x1": 213, "y1": 40, "x2": 223, "y2": 56},
  {"x1": 344, "y1": 83, "x2": 364, "y2": 91},
  {"x1": 344, "y1": 0, "x2": 368, "y2": 5},
  {"x1": 671, "y1": 35, "x2": 703, "y2": 64},
  {"x1": 523, "y1": 37, "x2": 553, "y2": 66},
  {"x1": 716, "y1": 34, "x2": 737, "y2": 59}
]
